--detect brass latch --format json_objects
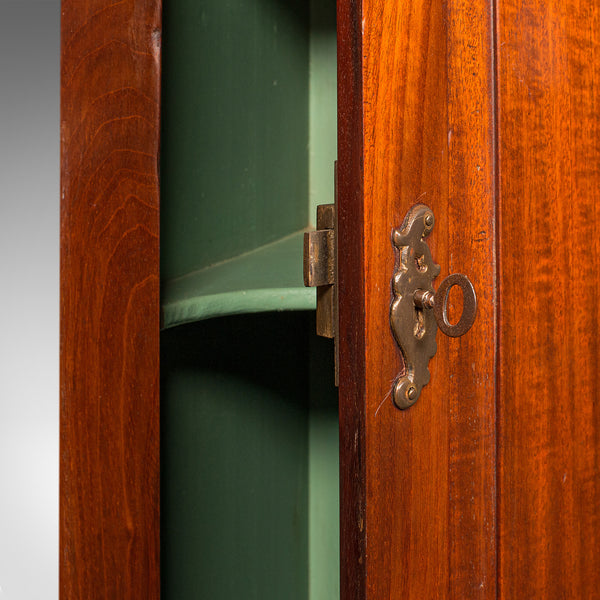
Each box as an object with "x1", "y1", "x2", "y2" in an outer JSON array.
[
  {"x1": 390, "y1": 204, "x2": 477, "y2": 409},
  {"x1": 304, "y1": 203, "x2": 336, "y2": 337},
  {"x1": 303, "y1": 202, "x2": 339, "y2": 385}
]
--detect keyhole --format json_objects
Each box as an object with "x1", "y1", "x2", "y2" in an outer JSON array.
[
  {"x1": 414, "y1": 307, "x2": 426, "y2": 339},
  {"x1": 415, "y1": 253, "x2": 427, "y2": 272}
]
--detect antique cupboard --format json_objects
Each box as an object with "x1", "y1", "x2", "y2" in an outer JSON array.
[{"x1": 61, "y1": 0, "x2": 600, "y2": 598}]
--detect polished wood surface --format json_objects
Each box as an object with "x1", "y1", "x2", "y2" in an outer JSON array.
[
  {"x1": 338, "y1": 0, "x2": 496, "y2": 597},
  {"x1": 60, "y1": 0, "x2": 161, "y2": 597},
  {"x1": 497, "y1": 1, "x2": 600, "y2": 597},
  {"x1": 337, "y1": 1, "x2": 366, "y2": 598}
]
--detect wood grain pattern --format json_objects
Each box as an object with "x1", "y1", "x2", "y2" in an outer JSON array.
[
  {"x1": 497, "y1": 1, "x2": 600, "y2": 597},
  {"x1": 338, "y1": 0, "x2": 496, "y2": 597},
  {"x1": 60, "y1": 1, "x2": 161, "y2": 597}
]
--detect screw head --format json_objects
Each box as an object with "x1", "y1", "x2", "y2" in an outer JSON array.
[
  {"x1": 424, "y1": 213, "x2": 434, "y2": 228},
  {"x1": 407, "y1": 386, "x2": 418, "y2": 401}
]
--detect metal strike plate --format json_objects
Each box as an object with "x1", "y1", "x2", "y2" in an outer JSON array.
[
  {"x1": 390, "y1": 204, "x2": 477, "y2": 409},
  {"x1": 304, "y1": 189, "x2": 339, "y2": 386},
  {"x1": 304, "y1": 203, "x2": 336, "y2": 338},
  {"x1": 303, "y1": 161, "x2": 340, "y2": 386}
]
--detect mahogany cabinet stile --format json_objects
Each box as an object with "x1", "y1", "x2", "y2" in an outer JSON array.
[
  {"x1": 60, "y1": 0, "x2": 161, "y2": 597},
  {"x1": 338, "y1": 0, "x2": 497, "y2": 598},
  {"x1": 497, "y1": 0, "x2": 600, "y2": 597}
]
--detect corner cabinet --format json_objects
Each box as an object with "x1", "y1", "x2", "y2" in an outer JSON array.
[{"x1": 61, "y1": 1, "x2": 600, "y2": 599}]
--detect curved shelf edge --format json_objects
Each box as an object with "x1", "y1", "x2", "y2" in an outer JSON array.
[
  {"x1": 162, "y1": 287, "x2": 316, "y2": 329},
  {"x1": 161, "y1": 231, "x2": 317, "y2": 330}
]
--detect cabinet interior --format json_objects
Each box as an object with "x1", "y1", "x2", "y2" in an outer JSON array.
[{"x1": 160, "y1": 1, "x2": 339, "y2": 598}]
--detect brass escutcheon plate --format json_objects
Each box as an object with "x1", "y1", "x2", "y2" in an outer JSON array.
[
  {"x1": 390, "y1": 204, "x2": 440, "y2": 409},
  {"x1": 390, "y1": 204, "x2": 477, "y2": 409}
]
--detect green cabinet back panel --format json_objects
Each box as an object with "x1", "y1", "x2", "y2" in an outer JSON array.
[
  {"x1": 308, "y1": 331, "x2": 340, "y2": 600},
  {"x1": 162, "y1": 314, "x2": 309, "y2": 599},
  {"x1": 308, "y1": 0, "x2": 338, "y2": 222},
  {"x1": 161, "y1": 0, "x2": 309, "y2": 279},
  {"x1": 161, "y1": 314, "x2": 338, "y2": 599}
]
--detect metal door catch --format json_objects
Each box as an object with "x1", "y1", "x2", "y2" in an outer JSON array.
[
  {"x1": 304, "y1": 199, "x2": 339, "y2": 386},
  {"x1": 304, "y1": 203, "x2": 336, "y2": 340},
  {"x1": 390, "y1": 204, "x2": 477, "y2": 409}
]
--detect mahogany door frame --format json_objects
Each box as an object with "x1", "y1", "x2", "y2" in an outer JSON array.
[{"x1": 60, "y1": 1, "x2": 161, "y2": 597}]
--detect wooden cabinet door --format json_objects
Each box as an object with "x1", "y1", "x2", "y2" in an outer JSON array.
[
  {"x1": 337, "y1": 1, "x2": 600, "y2": 599},
  {"x1": 60, "y1": 1, "x2": 161, "y2": 597}
]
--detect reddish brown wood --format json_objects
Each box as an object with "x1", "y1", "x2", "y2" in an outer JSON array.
[
  {"x1": 337, "y1": 1, "x2": 366, "y2": 599},
  {"x1": 60, "y1": 1, "x2": 161, "y2": 597},
  {"x1": 497, "y1": 1, "x2": 600, "y2": 597},
  {"x1": 338, "y1": 0, "x2": 497, "y2": 597}
]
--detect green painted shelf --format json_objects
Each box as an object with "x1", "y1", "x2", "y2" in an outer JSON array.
[{"x1": 161, "y1": 231, "x2": 315, "y2": 329}]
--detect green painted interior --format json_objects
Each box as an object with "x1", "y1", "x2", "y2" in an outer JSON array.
[
  {"x1": 309, "y1": 1, "x2": 338, "y2": 223},
  {"x1": 161, "y1": 314, "x2": 338, "y2": 599},
  {"x1": 308, "y1": 330, "x2": 340, "y2": 600},
  {"x1": 161, "y1": 0, "x2": 337, "y2": 317},
  {"x1": 160, "y1": 0, "x2": 338, "y2": 597},
  {"x1": 161, "y1": 315, "x2": 310, "y2": 599},
  {"x1": 161, "y1": 0, "x2": 310, "y2": 280},
  {"x1": 162, "y1": 232, "x2": 315, "y2": 329}
]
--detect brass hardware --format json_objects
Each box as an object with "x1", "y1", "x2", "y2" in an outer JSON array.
[
  {"x1": 304, "y1": 219, "x2": 335, "y2": 289},
  {"x1": 390, "y1": 204, "x2": 477, "y2": 409},
  {"x1": 390, "y1": 205, "x2": 440, "y2": 409},
  {"x1": 433, "y1": 273, "x2": 477, "y2": 338},
  {"x1": 304, "y1": 203, "x2": 336, "y2": 339},
  {"x1": 303, "y1": 163, "x2": 339, "y2": 386}
]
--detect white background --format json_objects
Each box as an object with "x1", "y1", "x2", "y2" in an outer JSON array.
[{"x1": 0, "y1": 1, "x2": 59, "y2": 597}]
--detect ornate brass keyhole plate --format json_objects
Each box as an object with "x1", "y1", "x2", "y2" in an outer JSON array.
[{"x1": 390, "y1": 204, "x2": 477, "y2": 409}]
